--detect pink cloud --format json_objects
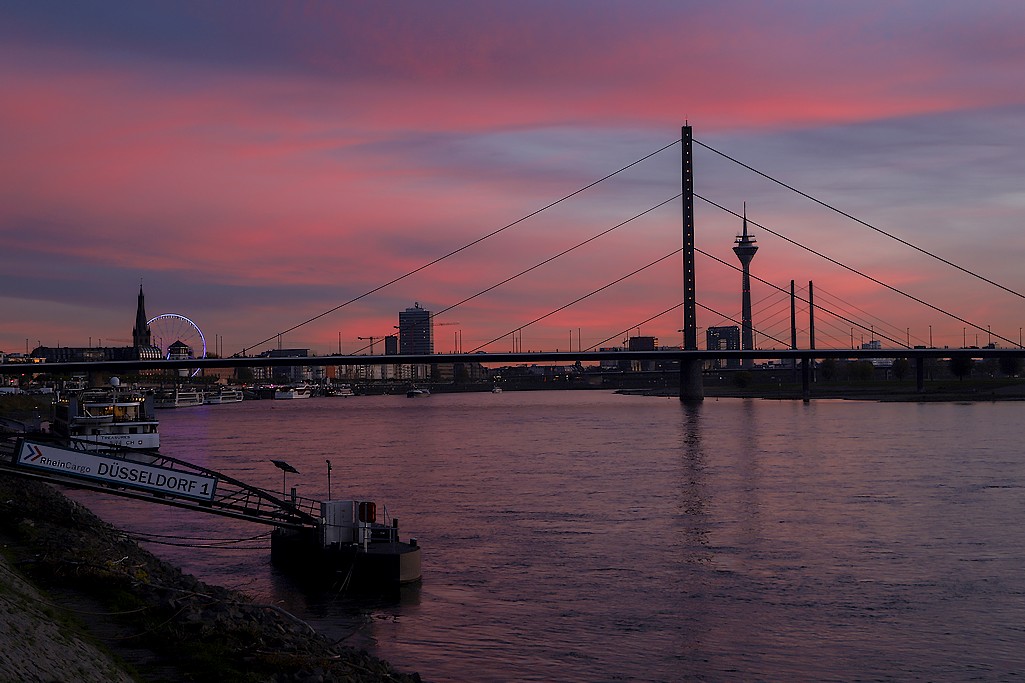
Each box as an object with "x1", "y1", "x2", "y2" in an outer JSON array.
[{"x1": 3, "y1": 2, "x2": 1025, "y2": 355}]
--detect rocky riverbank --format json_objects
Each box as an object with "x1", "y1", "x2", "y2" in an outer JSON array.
[{"x1": 0, "y1": 471, "x2": 423, "y2": 682}]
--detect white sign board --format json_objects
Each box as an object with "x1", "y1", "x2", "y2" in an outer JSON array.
[{"x1": 17, "y1": 440, "x2": 217, "y2": 501}]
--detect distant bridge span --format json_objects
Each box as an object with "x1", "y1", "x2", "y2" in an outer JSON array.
[
  {"x1": 1, "y1": 347, "x2": 1021, "y2": 375},
  {"x1": 2, "y1": 347, "x2": 1022, "y2": 401}
]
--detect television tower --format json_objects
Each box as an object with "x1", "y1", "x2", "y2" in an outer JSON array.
[{"x1": 733, "y1": 204, "x2": 758, "y2": 367}]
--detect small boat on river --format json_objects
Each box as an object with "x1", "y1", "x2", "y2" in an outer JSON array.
[
  {"x1": 323, "y1": 383, "x2": 355, "y2": 397},
  {"x1": 406, "y1": 386, "x2": 430, "y2": 398},
  {"x1": 274, "y1": 384, "x2": 313, "y2": 400},
  {"x1": 204, "y1": 387, "x2": 244, "y2": 404},
  {"x1": 154, "y1": 387, "x2": 205, "y2": 409}
]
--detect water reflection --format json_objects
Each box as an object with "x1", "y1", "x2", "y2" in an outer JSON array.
[
  {"x1": 63, "y1": 394, "x2": 1025, "y2": 682},
  {"x1": 675, "y1": 400, "x2": 710, "y2": 562}
]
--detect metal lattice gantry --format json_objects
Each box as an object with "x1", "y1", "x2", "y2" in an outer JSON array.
[{"x1": 1, "y1": 436, "x2": 320, "y2": 530}]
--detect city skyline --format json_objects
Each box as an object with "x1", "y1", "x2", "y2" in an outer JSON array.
[{"x1": 3, "y1": 2, "x2": 1025, "y2": 356}]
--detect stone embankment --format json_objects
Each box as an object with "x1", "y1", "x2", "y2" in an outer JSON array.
[{"x1": 0, "y1": 471, "x2": 423, "y2": 683}]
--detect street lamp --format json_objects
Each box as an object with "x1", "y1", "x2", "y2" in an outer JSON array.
[{"x1": 326, "y1": 459, "x2": 333, "y2": 500}]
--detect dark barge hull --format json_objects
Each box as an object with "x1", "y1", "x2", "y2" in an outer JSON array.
[{"x1": 271, "y1": 527, "x2": 421, "y2": 588}]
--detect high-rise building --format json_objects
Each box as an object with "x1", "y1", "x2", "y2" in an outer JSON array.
[
  {"x1": 706, "y1": 326, "x2": 741, "y2": 369},
  {"x1": 627, "y1": 335, "x2": 658, "y2": 371},
  {"x1": 627, "y1": 336, "x2": 657, "y2": 351},
  {"x1": 398, "y1": 303, "x2": 433, "y2": 355},
  {"x1": 732, "y1": 205, "x2": 758, "y2": 367}
]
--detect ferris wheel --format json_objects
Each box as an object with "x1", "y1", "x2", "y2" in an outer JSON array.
[{"x1": 147, "y1": 313, "x2": 207, "y2": 377}]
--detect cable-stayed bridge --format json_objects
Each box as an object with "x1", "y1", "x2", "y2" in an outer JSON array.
[{"x1": 3, "y1": 126, "x2": 1023, "y2": 401}]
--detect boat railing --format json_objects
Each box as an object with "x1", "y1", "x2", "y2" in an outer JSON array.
[
  {"x1": 318, "y1": 519, "x2": 401, "y2": 545},
  {"x1": 282, "y1": 496, "x2": 407, "y2": 539},
  {"x1": 77, "y1": 412, "x2": 114, "y2": 423},
  {"x1": 279, "y1": 491, "x2": 322, "y2": 519}
]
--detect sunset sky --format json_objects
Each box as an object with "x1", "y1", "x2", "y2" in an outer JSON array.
[{"x1": 3, "y1": 1, "x2": 1025, "y2": 358}]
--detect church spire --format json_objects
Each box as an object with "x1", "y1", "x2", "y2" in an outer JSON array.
[{"x1": 132, "y1": 284, "x2": 152, "y2": 347}]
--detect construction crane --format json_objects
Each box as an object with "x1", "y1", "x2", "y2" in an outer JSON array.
[
  {"x1": 435, "y1": 323, "x2": 461, "y2": 353},
  {"x1": 357, "y1": 336, "x2": 380, "y2": 354}
]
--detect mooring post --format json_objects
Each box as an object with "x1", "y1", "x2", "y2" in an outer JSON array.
[{"x1": 680, "y1": 124, "x2": 703, "y2": 402}]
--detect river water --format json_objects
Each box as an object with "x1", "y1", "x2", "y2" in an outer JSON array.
[{"x1": 67, "y1": 392, "x2": 1025, "y2": 681}]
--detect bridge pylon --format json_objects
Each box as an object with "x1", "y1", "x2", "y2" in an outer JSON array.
[{"x1": 680, "y1": 124, "x2": 703, "y2": 402}]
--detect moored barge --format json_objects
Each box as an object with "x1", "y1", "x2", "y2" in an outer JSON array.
[{"x1": 271, "y1": 499, "x2": 421, "y2": 589}]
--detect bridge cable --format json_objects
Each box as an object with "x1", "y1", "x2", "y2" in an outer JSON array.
[
  {"x1": 241, "y1": 139, "x2": 682, "y2": 355},
  {"x1": 702, "y1": 290, "x2": 792, "y2": 346},
  {"x1": 695, "y1": 243, "x2": 910, "y2": 349},
  {"x1": 564, "y1": 192, "x2": 916, "y2": 351},
  {"x1": 587, "y1": 301, "x2": 791, "y2": 352},
  {"x1": 814, "y1": 285, "x2": 927, "y2": 347},
  {"x1": 696, "y1": 303, "x2": 791, "y2": 349},
  {"x1": 435, "y1": 180, "x2": 913, "y2": 353},
  {"x1": 704, "y1": 287, "x2": 784, "y2": 331},
  {"x1": 470, "y1": 248, "x2": 683, "y2": 352},
  {"x1": 696, "y1": 195, "x2": 1019, "y2": 348},
  {"x1": 348, "y1": 194, "x2": 682, "y2": 353},
  {"x1": 694, "y1": 138, "x2": 1025, "y2": 301},
  {"x1": 586, "y1": 303, "x2": 682, "y2": 351},
  {"x1": 428, "y1": 195, "x2": 682, "y2": 328},
  {"x1": 255, "y1": 131, "x2": 1012, "y2": 356},
  {"x1": 424, "y1": 168, "x2": 910, "y2": 354}
]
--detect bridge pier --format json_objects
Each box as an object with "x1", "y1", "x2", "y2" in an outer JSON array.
[
  {"x1": 801, "y1": 356, "x2": 811, "y2": 403},
  {"x1": 916, "y1": 356, "x2": 925, "y2": 393},
  {"x1": 679, "y1": 358, "x2": 704, "y2": 402}
]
